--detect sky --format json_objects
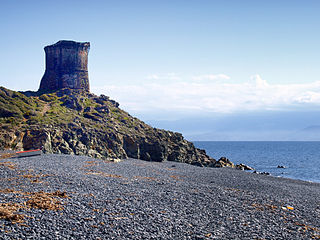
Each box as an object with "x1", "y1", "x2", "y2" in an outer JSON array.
[{"x1": 1, "y1": 0, "x2": 320, "y2": 140}]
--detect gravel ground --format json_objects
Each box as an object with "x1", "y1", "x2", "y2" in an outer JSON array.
[{"x1": 0, "y1": 154, "x2": 319, "y2": 239}]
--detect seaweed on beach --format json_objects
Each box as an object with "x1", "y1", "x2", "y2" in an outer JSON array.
[
  {"x1": 25, "y1": 191, "x2": 68, "y2": 211},
  {"x1": 0, "y1": 203, "x2": 25, "y2": 223}
]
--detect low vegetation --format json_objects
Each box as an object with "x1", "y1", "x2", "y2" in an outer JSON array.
[{"x1": 0, "y1": 86, "x2": 215, "y2": 166}]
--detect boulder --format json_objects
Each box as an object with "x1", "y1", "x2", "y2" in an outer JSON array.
[
  {"x1": 277, "y1": 165, "x2": 286, "y2": 169},
  {"x1": 253, "y1": 171, "x2": 270, "y2": 175},
  {"x1": 213, "y1": 157, "x2": 235, "y2": 168},
  {"x1": 236, "y1": 163, "x2": 254, "y2": 171}
]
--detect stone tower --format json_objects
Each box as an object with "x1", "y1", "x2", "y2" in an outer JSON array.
[{"x1": 39, "y1": 40, "x2": 90, "y2": 92}]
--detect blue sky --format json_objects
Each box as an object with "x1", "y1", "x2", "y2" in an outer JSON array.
[{"x1": 1, "y1": 0, "x2": 320, "y2": 139}]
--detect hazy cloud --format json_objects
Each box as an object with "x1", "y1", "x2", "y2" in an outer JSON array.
[
  {"x1": 92, "y1": 74, "x2": 320, "y2": 114},
  {"x1": 146, "y1": 73, "x2": 181, "y2": 80},
  {"x1": 192, "y1": 74, "x2": 231, "y2": 81}
]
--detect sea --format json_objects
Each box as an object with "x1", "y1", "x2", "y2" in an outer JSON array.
[{"x1": 193, "y1": 141, "x2": 320, "y2": 183}]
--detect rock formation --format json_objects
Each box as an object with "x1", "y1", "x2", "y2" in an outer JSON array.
[
  {"x1": 0, "y1": 87, "x2": 216, "y2": 166},
  {"x1": 39, "y1": 40, "x2": 90, "y2": 92}
]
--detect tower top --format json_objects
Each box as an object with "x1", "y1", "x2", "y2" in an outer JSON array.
[{"x1": 44, "y1": 40, "x2": 90, "y2": 50}]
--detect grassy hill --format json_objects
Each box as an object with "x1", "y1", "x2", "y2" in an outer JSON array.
[{"x1": 0, "y1": 87, "x2": 216, "y2": 166}]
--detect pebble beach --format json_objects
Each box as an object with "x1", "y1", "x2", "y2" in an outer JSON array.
[{"x1": 0, "y1": 154, "x2": 320, "y2": 239}]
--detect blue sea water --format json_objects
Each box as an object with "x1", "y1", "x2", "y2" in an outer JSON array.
[{"x1": 193, "y1": 141, "x2": 320, "y2": 183}]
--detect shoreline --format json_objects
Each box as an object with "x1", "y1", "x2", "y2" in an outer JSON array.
[
  {"x1": 1, "y1": 154, "x2": 320, "y2": 239},
  {"x1": 193, "y1": 141, "x2": 320, "y2": 184},
  {"x1": 245, "y1": 169, "x2": 320, "y2": 184}
]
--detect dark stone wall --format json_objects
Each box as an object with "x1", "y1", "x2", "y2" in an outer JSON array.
[{"x1": 39, "y1": 40, "x2": 90, "y2": 92}]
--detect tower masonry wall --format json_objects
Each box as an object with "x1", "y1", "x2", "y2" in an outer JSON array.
[{"x1": 39, "y1": 40, "x2": 90, "y2": 92}]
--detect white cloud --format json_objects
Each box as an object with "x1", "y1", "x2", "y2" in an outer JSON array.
[
  {"x1": 92, "y1": 74, "x2": 320, "y2": 115},
  {"x1": 146, "y1": 73, "x2": 180, "y2": 80},
  {"x1": 251, "y1": 74, "x2": 268, "y2": 88},
  {"x1": 192, "y1": 74, "x2": 231, "y2": 81}
]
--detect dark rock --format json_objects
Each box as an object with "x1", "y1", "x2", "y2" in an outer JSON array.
[
  {"x1": 123, "y1": 136, "x2": 140, "y2": 159},
  {"x1": 93, "y1": 97, "x2": 105, "y2": 105},
  {"x1": 253, "y1": 171, "x2": 270, "y2": 175},
  {"x1": 61, "y1": 96, "x2": 83, "y2": 111},
  {"x1": 139, "y1": 141, "x2": 168, "y2": 162},
  {"x1": 0, "y1": 107, "x2": 20, "y2": 118},
  {"x1": 236, "y1": 163, "x2": 254, "y2": 171},
  {"x1": 99, "y1": 94, "x2": 110, "y2": 101},
  {"x1": 84, "y1": 107, "x2": 92, "y2": 112},
  {"x1": 92, "y1": 112, "x2": 103, "y2": 118},
  {"x1": 95, "y1": 106, "x2": 109, "y2": 114},
  {"x1": 213, "y1": 157, "x2": 235, "y2": 168},
  {"x1": 277, "y1": 165, "x2": 286, "y2": 169},
  {"x1": 83, "y1": 113, "x2": 100, "y2": 121},
  {"x1": 19, "y1": 90, "x2": 38, "y2": 97},
  {"x1": 191, "y1": 162, "x2": 204, "y2": 167},
  {"x1": 110, "y1": 99, "x2": 119, "y2": 107}
]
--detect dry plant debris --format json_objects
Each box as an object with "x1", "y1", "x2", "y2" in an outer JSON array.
[
  {"x1": 249, "y1": 203, "x2": 278, "y2": 212},
  {"x1": 169, "y1": 175, "x2": 183, "y2": 181},
  {"x1": 0, "y1": 153, "x2": 16, "y2": 160},
  {"x1": 133, "y1": 176, "x2": 157, "y2": 181},
  {"x1": 0, "y1": 190, "x2": 69, "y2": 224},
  {"x1": 18, "y1": 173, "x2": 51, "y2": 184},
  {"x1": 0, "y1": 189, "x2": 18, "y2": 194},
  {"x1": 0, "y1": 161, "x2": 16, "y2": 170},
  {"x1": 85, "y1": 170, "x2": 122, "y2": 178},
  {"x1": 25, "y1": 191, "x2": 68, "y2": 210},
  {"x1": 83, "y1": 160, "x2": 98, "y2": 168},
  {"x1": 0, "y1": 203, "x2": 25, "y2": 223},
  {"x1": 293, "y1": 221, "x2": 320, "y2": 239}
]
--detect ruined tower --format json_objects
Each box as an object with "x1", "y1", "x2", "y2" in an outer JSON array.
[{"x1": 39, "y1": 40, "x2": 90, "y2": 92}]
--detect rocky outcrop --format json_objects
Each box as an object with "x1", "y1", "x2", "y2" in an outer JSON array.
[
  {"x1": 39, "y1": 41, "x2": 90, "y2": 93},
  {"x1": 212, "y1": 157, "x2": 254, "y2": 170},
  {"x1": 0, "y1": 87, "x2": 215, "y2": 166}
]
